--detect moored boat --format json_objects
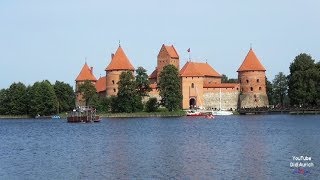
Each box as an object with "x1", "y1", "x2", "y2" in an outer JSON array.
[
  {"x1": 186, "y1": 110, "x2": 205, "y2": 116},
  {"x1": 67, "y1": 106, "x2": 101, "y2": 123}
]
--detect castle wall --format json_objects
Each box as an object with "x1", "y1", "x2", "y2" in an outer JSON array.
[{"x1": 203, "y1": 89, "x2": 240, "y2": 110}]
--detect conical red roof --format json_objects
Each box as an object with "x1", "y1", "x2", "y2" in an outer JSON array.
[
  {"x1": 75, "y1": 63, "x2": 97, "y2": 81},
  {"x1": 237, "y1": 48, "x2": 266, "y2": 72},
  {"x1": 180, "y1": 62, "x2": 221, "y2": 77},
  {"x1": 105, "y1": 46, "x2": 135, "y2": 71},
  {"x1": 95, "y1": 76, "x2": 106, "y2": 93}
]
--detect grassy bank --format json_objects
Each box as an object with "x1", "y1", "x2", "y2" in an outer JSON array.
[
  {"x1": 99, "y1": 110, "x2": 186, "y2": 118},
  {"x1": 0, "y1": 115, "x2": 31, "y2": 119}
]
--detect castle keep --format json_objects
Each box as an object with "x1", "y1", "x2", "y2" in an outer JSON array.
[{"x1": 75, "y1": 44, "x2": 268, "y2": 109}]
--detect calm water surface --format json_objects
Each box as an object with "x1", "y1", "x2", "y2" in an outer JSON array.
[{"x1": 0, "y1": 115, "x2": 319, "y2": 179}]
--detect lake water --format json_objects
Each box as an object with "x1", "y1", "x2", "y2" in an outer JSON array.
[{"x1": 0, "y1": 115, "x2": 319, "y2": 179}]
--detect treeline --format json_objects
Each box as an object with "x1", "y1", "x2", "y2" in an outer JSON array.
[
  {"x1": 267, "y1": 53, "x2": 320, "y2": 107},
  {"x1": 0, "y1": 80, "x2": 74, "y2": 116},
  {"x1": 79, "y1": 66, "x2": 182, "y2": 113}
]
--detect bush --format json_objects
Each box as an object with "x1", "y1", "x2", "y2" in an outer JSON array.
[{"x1": 145, "y1": 98, "x2": 159, "y2": 112}]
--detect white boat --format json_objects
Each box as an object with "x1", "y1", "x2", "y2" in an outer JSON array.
[
  {"x1": 211, "y1": 88, "x2": 233, "y2": 116},
  {"x1": 186, "y1": 110, "x2": 204, "y2": 116},
  {"x1": 211, "y1": 110, "x2": 233, "y2": 116}
]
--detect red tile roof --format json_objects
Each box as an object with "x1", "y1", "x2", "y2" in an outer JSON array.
[
  {"x1": 164, "y1": 45, "x2": 179, "y2": 58},
  {"x1": 105, "y1": 46, "x2": 135, "y2": 71},
  {"x1": 237, "y1": 48, "x2": 266, "y2": 72},
  {"x1": 180, "y1": 62, "x2": 221, "y2": 77},
  {"x1": 149, "y1": 68, "x2": 157, "y2": 79},
  {"x1": 75, "y1": 63, "x2": 97, "y2": 81},
  {"x1": 95, "y1": 76, "x2": 106, "y2": 93},
  {"x1": 203, "y1": 83, "x2": 239, "y2": 88}
]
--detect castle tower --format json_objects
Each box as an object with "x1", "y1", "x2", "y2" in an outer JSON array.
[
  {"x1": 180, "y1": 61, "x2": 221, "y2": 109},
  {"x1": 156, "y1": 44, "x2": 179, "y2": 81},
  {"x1": 75, "y1": 62, "x2": 97, "y2": 106},
  {"x1": 105, "y1": 45, "x2": 134, "y2": 96},
  {"x1": 237, "y1": 48, "x2": 268, "y2": 108}
]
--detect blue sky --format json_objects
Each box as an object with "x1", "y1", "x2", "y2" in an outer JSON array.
[{"x1": 0, "y1": 0, "x2": 319, "y2": 89}]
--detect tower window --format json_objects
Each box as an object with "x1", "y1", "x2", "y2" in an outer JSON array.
[
  {"x1": 250, "y1": 87, "x2": 253, "y2": 91},
  {"x1": 257, "y1": 79, "x2": 260, "y2": 83},
  {"x1": 191, "y1": 83, "x2": 194, "y2": 88},
  {"x1": 113, "y1": 89, "x2": 116, "y2": 92},
  {"x1": 112, "y1": 80, "x2": 115, "y2": 84},
  {"x1": 246, "y1": 80, "x2": 249, "y2": 83},
  {"x1": 259, "y1": 87, "x2": 262, "y2": 90}
]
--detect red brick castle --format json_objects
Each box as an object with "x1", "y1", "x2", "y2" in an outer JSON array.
[{"x1": 75, "y1": 44, "x2": 268, "y2": 109}]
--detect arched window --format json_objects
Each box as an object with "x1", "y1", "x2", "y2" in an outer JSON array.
[
  {"x1": 112, "y1": 80, "x2": 115, "y2": 84},
  {"x1": 246, "y1": 79, "x2": 249, "y2": 83},
  {"x1": 259, "y1": 87, "x2": 262, "y2": 90},
  {"x1": 257, "y1": 79, "x2": 260, "y2": 83},
  {"x1": 250, "y1": 87, "x2": 253, "y2": 91},
  {"x1": 113, "y1": 89, "x2": 116, "y2": 92},
  {"x1": 191, "y1": 83, "x2": 194, "y2": 88}
]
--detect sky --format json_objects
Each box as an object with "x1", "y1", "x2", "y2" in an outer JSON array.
[{"x1": 0, "y1": 0, "x2": 319, "y2": 89}]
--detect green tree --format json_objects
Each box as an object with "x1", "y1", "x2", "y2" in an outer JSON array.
[
  {"x1": 145, "y1": 97, "x2": 159, "y2": 112},
  {"x1": 288, "y1": 53, "x2": 319, "y2": 106},
  {"x1": 272, "y1": 72, "x2": 288, "y2": 106},
  {"x1": 117, "y1": 71, "x2": 143, "y2": 113},
  {"x1": 110, "y1": 95, "x2": 119, "y2": 113},
  {"x1": 0, "y1": 88, "x2": 9, "y2": 115},
  {"x1": 221, "y1": 74, "x2": 238, "y2": 83},
  {"x1": 7, "y1": 82, "x2": 28, "y2": 115},
  {"x1": 265, "y1": 77, "x2": 274, "y2": 106},
  {"x1": 29, "y1": 80, "x2": 58, "y2": 116},
  {"x1": 54, "y1": 81, "x2": 75, "y2": 113},
  {"x1": 135, "y1": 66, "x2": 152, "y2": 97},
  {"x1": 77, "y1": 80, "x2": 97, "y2": 106},
  {"x1": 158, "y1": 64, "x2": 182, "y2": 111}
]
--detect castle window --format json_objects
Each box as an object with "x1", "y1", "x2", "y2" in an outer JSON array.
[
  {"x1": 112, "y1": 80, "x2": 115, "y2": 84},
  {"x1": 191, "y1": 83, "x2": 194, "y2": 88},
  {"x1": 259, "y1": 87, "x2": 262, "y2": 90},
  {"x1": 246, "y1": 80, "x2": 249, "y2": 83},
  {"x1": 257, "y1": 79, "x2": 260, "y2": 83},
  {"x1": 236, "y1": 88, "x2": 239, "y2": 90},
  {"x1": 113, "y1": 89, "x2": 116, "y2": 92},
  {"x1": 240, "y1": 80, "x2": 241, "y2": 83},
  {"x1": 192, "y1": 77, "x2": 193, "y2": 79},
  {"x1": 250, "y1": 87, "x2": 253, "y2": 91}
]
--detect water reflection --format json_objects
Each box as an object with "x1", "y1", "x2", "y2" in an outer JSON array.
[{"x1": 0, "y1": 116, "x2": 319, "y2": 179}]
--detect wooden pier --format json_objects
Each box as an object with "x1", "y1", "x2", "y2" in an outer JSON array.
[{"x1": 238, "y1": 108, "x2": 320, "y2": 115}]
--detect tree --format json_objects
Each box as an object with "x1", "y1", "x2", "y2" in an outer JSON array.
[
  {"x1": 117, "y1": 71, "x2": 143, "y2": 113},
  {"x1": 135, "y1": 66, "x2": 152, "y2": 97},
  {"x1": 145, "y1": 97, "x2": 159, "y2": 112},
  {"x1": 29, "y1": 80, "x2": 58, "y2": 116},
  {"x1": 288, "y1": 53, "x2": 319, "y2": 107},
  {"x1": 265, "y1": 77, "x2": 274, "y2": 106},
  {"x1": 77, "y1": 80, "x2": 97, "y2": 106},
  {"x1": 221, "y1": 74, "x2": 238, "y2": 83},
  {"x1": 7, "y1": 82, "x2": 28, "y2": 115},
  {"x1": 54, "y1": 81, "x2": 75, "y2": 113},
  {"x1": 110, "y1": 95, "x2": 119, "y2": 113},
  {"x1": 158, "y1": 64, "x2": 182, "y2": 111},
  {"x1": 0, "y1": 88, "x2": 9, "y2": 115},
  {"x1": 272, "y1": 72, "x2": 288, "y2": 106}
]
